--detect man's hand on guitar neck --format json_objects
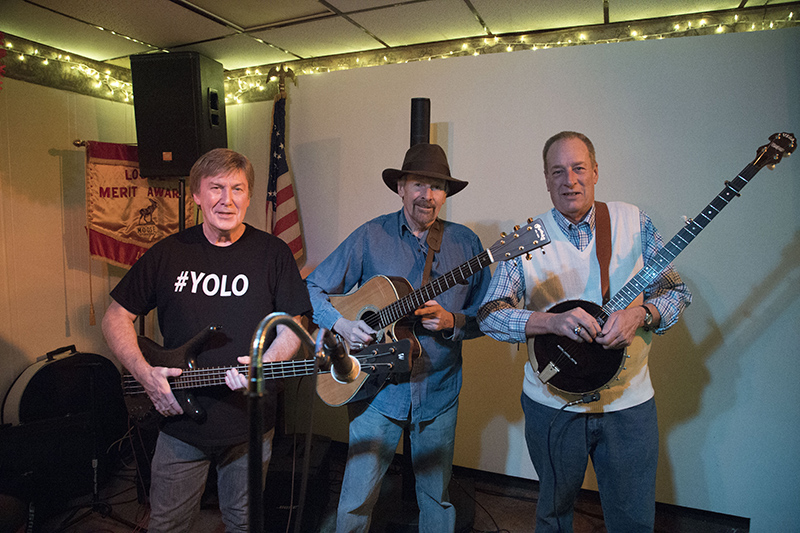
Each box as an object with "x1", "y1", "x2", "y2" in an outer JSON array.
[
  {"x1": 414, "y1": 300, "x2": 455, "y2": 332},
  {"x1": 226, "y1": 319, "x2": 306, "y2": 391},
  {"x1": 596, "y1": 307, "x2": 645, "y2": 350},
  {"x1": 333, "y1": 317, "x2": 377, "y2": 351}
]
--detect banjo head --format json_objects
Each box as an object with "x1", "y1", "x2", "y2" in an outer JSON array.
[{"x1": 531, "y1": 299, "x2": 626, "y2": 395}]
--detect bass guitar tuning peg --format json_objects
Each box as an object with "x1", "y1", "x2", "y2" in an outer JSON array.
[{"x1": 525, "y1": 253, "x2": 532, "y2": 260}]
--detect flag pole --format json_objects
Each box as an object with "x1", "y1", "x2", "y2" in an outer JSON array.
[{"x1": 267, "y1": 64, "x2": 296, "y2": 99}]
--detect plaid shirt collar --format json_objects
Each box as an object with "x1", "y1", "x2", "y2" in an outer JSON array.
[{"x1": 552, "y1": 204, "x2": 596, "y2": 251}]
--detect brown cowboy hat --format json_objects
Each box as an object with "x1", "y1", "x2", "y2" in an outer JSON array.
[{"x1": 382, "y1": 143, "x2": 468, "y2": 197}]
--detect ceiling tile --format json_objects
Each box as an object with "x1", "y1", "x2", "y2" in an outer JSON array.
[
  {"x1": 1, "y1": 0, "x2": 152, "y2": 60},
  {"x1": 471, "y1": 0, "x2": 603, "y2": 34},
  {"x1": 190, "y1": 0, "x2": 331, "y2": 29},
  {"x1": 351, "y1": 0, "x2": 484, "y2": 47},
  {"x1": 171, "y1": 34, "x2": 296, "y2": 71},
  {"x1": 328, "y1": 0, "x2": 411, "y2": 11},
  {"x1": 252, "y1": 15, "x2": 382, "y2": 58},
  {"x1": 26, "y1": 0, "x2": 232, "y2": 49},
  {"x1": 609, "y1": 0, "x2": 739, "y2": 22}
]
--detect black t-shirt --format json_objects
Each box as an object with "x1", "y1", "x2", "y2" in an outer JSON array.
[{"x1": 111, "y1": 223, "x2": 312, "y2": 447}]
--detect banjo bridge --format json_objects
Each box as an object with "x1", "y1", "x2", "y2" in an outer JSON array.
[{"x1": 538, "y1": 361, "x2": 560, "y2": 384}]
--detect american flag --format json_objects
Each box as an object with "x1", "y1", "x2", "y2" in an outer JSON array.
[{"x1": 267, "y1": 95, "x2": 305, "y2": 265}]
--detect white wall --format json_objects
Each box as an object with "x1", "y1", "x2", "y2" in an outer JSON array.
[
  {"x1": 280, "y1": 28, "x2": 800, "y2": 532},
  {"x1": 0, "y1": 79, "x2": 139, "y2": 404},
  {"x1": 1, "y1": 26, "x2": 798, "y2": 532}
]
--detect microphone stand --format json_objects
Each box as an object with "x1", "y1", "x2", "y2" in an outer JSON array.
[
  {"x1": 247, "y1": 312, "x2": 323, "y2": 533},
  {"x1": 54, "y1": 362, "x2": 140, "y2": 532}
]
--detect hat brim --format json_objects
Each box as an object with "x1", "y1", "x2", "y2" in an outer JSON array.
[{"x1": 382, "y1": 168, "x2": 468, "y2": 197}]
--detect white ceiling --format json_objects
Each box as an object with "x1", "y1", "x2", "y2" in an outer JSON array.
[{"x1": 1, "y1": 0, "x2": 795, "y2": 71}]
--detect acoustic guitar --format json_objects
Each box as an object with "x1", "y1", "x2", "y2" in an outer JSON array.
[
  {"x1": 123, "y1": 325, "x2": 412, "y2": 423},
  {"x1": 323, "y1": 218, "x2": 551, "y2": 381},
  {"x1": 531, "y1": 132, "x2": 796, "y2": 395}
]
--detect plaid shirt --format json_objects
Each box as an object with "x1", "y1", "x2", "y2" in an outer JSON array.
[{"x1": 478, "y1": 205, "x2": 691, "y2": 343}]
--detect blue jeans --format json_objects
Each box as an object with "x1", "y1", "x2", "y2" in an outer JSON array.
[
  {"x1": 522, "y1": 394, "x2": 658, "y2": 533},
  {"x1": 148, "y1": 429, "x2": 274, "y2": 533},
  {"x1": 336, "y1": 400, "x2": 459, "y2": 533}
]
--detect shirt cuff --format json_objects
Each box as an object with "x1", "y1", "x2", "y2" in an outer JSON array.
[
  {"x1": 506, "y1": 309, "x2": 531, "y2": 343},
  {"x1": 315, "y1": 306, "x2": 344, "y2": 332},
  {"x1": 443, "y1": 312, "x2": 467, "y2": 341}
]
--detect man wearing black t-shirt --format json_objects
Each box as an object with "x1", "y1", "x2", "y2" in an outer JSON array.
[{"x1": 102, "y1": 148, "x2": 311, "y2": 533}]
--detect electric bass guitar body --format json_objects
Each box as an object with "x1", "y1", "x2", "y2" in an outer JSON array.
[{"x1": 530, "y1": 132, "x2": 796, "y2": 396}]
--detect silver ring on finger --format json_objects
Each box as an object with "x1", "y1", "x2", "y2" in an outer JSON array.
[{"x1": 573, "y1": 325, "x2": 583, "y2": 336}]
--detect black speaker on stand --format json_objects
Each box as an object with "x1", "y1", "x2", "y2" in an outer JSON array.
[{"x1": 130, "y1": 51, "x2": 228, "y2": 179}]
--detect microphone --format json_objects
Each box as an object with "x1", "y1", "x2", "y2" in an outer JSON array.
[{"x1": 315, "y1": 328, "x2": 361, "y2": 384}]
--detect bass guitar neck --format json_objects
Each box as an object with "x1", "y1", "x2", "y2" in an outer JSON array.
[{"x1": 123, "y1": 328, "x2": 412, "y2": 423}]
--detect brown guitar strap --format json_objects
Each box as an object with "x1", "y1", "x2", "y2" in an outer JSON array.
[
  {"x1": 422, "y1": 218, "x2": 443, "y2": 285},
  {"x1": 595, "y1": 202, "x2": 612, "y2": 304}
]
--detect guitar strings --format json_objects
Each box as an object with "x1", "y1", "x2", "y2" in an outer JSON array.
[
  {"x1": 123, "y1": 355, "x2": 401, "y2": 394},
  {"x1": 122, "y1": 359, "x2": 320, "y2": 393},
  {"x1": 376, "y1": 252, "x2": 491, "y2": 328}
]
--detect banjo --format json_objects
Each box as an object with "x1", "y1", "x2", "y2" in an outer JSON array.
[{"x1": 530, "y1": 132, "x2": 796, "y2": 395}]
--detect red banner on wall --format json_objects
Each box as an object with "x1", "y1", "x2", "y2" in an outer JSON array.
[{"x1": 85, "y1": 141, "x2": 195, "y2": 267}]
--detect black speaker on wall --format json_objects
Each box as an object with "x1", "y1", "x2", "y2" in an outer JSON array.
[{"x1": 130, "y1": 51, "x2": 227, "y2": 178}]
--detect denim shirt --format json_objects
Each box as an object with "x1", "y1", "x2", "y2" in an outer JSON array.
[{"x1": 306, "y1": 209, "x2": 491, "y2": 422}]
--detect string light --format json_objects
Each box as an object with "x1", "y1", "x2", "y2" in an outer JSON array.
[
  {"x1": 222, "y1": 8, "x2": 797, "y2": 103},
  {"x1": 3, "y1": 38, "x2": 133, "y2": 103},
  {"x1": 2, "y1": 6, "x2": 797, "y2": 105}
]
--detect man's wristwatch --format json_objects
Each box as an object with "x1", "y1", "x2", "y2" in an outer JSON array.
[{"x1": 641, "y1": 305, "x2": 653, "y2": 330}]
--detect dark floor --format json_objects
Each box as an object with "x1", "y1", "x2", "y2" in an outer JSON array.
[{"x1": 16, "y1": 434, "x2": 749, "y2": 533}]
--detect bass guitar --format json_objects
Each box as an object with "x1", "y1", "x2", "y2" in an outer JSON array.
[
  {"x1": 123, "y1": 325, "x2": 412, "y2": 423},
  {"x1": 327, "y1": 218, "x2": 551, "y2": 357},
  {"x1": 531, "y1": 132, "x2": 796, "y2": 395}
]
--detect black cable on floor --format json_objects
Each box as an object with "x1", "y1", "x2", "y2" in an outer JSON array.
[{"x1": 547, "y1": 392, "x2": 600, "y2": 533}]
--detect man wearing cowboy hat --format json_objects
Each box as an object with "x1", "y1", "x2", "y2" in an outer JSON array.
[{"x1": 306, "y1": 143, "x2": 490, "y2": 532}]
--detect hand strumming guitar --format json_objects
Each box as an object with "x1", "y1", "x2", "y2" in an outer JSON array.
[{"x1": 333, "y1": 317, "x2": 377, "y2": 351}]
